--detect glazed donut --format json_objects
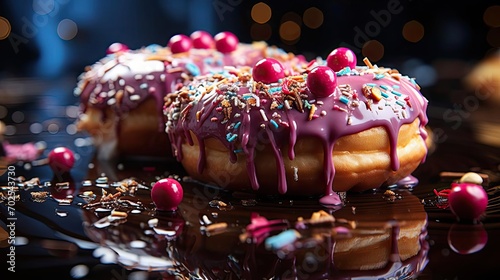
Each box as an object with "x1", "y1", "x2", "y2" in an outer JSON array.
[
  {"x1": 74, "y1": 31, "x2": 305, "y2": 160},
  {"x1": 164, "y1": 48, "x2": 429, "y2": 204}
]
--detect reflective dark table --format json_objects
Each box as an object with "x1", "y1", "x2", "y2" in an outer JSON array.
[{"x1": 1, "y1": 77, "x2": 500, "y2": 279}]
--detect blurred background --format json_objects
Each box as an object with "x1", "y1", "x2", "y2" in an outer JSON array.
[{"x1": 0, "y1": 0, "x2": 500, "y2": 148}]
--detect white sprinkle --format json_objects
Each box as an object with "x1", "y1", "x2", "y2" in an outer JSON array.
[
  {"x1": 160, "y1": 74, "x2": 165, "y2": 82},
  {"x1": 292, "y1": 166, "x2": 299, "y2": 181},
  {"x1": 119, "y1": 79, "x2": 125, "y2": 86},
  {"x1": 260, "y1": 109, "x2": 268, "y2": 121},
  {"x1": 130, "y1": 94, "x2": 141, "y2": 101},
  {"x1": 107, "y1": 90, "x2": 116, "y2": 97},
  {"x1": 107, "y1": 98, "x2": 116, "y2": 105},
  {"x1": 146, "y1": 75, "x2": 155, "y2": 80},
  {"x1": 320, "y1": 110, "x2": 327, "y2": 116},
  {"x1": 134, "y1": 74, "x2": 143, "y2": 80}
]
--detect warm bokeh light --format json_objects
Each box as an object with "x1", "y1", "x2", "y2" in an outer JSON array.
[
  {"x1": 403, "y1": 20, "x2": 424, "y2": 43},
  {"x1": 57, "y1": 19, "x2": 78, "y2": 40},
  {"x1": 362, "y1": 40, "x2": 384, "y2": 62},
  {"x1": 251, "y1": 2, "x2": 272, "y2": 24},
  {"x1": 250, "y1": 22, "x2": 272, "y2": 41},
  {"x1": 280, "y1": 20, "x2": 301, "y2": 43},
  {"x1": 486, "y1": 27, "x2": 500, "y2": 47},
  {"x1": 0, "y1": 16, "x2": 11, "y2": 40},
  {"x1": 303, "y1": 7, "x2": 324, "y2": 29},
  {"x1": 484, "y1": 5, "x2": 500, "y2": 27}
]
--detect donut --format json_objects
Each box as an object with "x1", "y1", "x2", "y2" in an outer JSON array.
[
  {"x1": 164, "y1": 50, "x2": 429, "y2": 204},
  {"x1": 74, "y1": 31, "x2": 305, "y2": 160},
  {"x1": 465, "y1": 50, "x2": 500, "y2": 106}
]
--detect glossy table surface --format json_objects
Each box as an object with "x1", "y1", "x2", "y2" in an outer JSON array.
[{"x1": 1, "y1": 77, "x2": 500, "y2": 279}]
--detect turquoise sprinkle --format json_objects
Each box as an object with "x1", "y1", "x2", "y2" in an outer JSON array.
[
  {"x1": 379, "y1": 85, "x2": 390, "y2": 90},
  {"x1": 186, "y1": 63, "x2": 200, "y2": 76},
  {"x1": 140, "y1": 83, "x2": 148, "y2": 89},
  {"x1": 303, "y1": 100, "x2": 312, "y2": 109},
  {"x1": 396, "y1": 100, "x2": 406, "y2": 107},
  {"x1": 391, "y1": 90, "x2": 402, "y2": 96},
  {"x1": 277, "y1": 104, "x2": 284, "y2": 109},
  {"x1": 226, "y1": 133, "x2": 237, "y2": 142},
  {"x1": 336, "y1": 66, "x2": 352, "y2": 76},
  {"x1": 145, "y1": 44, "x2": 162, "y2": 53},
  {"x1": 265, "y1": 229, "x2": 298, "y2": 250},
  {"x1": 270, "y1": 119, "x2": 279, "y2": 129},
  {"x1": 339, "y1": 96, "x2": 349, "y2": 104},
  {"x1": 366, "y1": 83, "x2": 377, "y2": 87},
  {"x1": 234, "y1": 121, "x2": 241, "y2": 129},
  {"x1": 375, "y1": 74, "x2": 385, "y2": 80},
  {"x1": 381, "y1": 92, "x2": 389, "y2": 98},
  {"x1": 393, "y1": 85, "x2": 400, "y2": 89},
  {"x1": 233, "y1": 149, "x2": 243, "y2": 154}
]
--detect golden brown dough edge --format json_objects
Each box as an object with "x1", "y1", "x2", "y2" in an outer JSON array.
[
  {"x1": 179, "y1": 118, "x2": 427, "y2": 195},
  {"x1": 76, "y1": 98, "x2": 171, "y2": 159}
]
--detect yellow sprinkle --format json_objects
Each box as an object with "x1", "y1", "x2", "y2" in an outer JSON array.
[
  {"x1": 308, "y1": 104, "x2": 316, "y2": 121},
  {"x1": 370, "y1": 86, "x2": 382, "y2": 101},
  {"x1": 196, "y1": 110, "x2": 201, "y2": 122},
  {"x1": 363, "y1": 57, "x2": 374, "y2": 69}
]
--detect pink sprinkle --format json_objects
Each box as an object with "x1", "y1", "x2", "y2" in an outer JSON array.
[
  {"x1": 210, "y1": 117, "x2": 218, "y2": 122},
  {"x1": 215, "y1": 107, "x2": 223, "y2": 112},
  {"x1": 148, "y1": 87, "x2": 156, "y2": 93}
]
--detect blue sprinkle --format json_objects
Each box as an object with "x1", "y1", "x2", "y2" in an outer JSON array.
[
  {"x1": 336, "y1": 66, "x2": 351, "y2": 76},
  {"x1": 366, "y1": 83, "x2": 377, "y2": 87},
  {"x1": 381, "y1": 92, "x2": 389, "y2": 98},
  {"x1": 145, "y1": 44, "x2": 162, "y2": 53},
  {"x1": 391, "y1": 90, "x2": 402, "y2": 96},
  {"x1": 186, "y1": 63, "x2": 201, "y2": 76},
  {"x1": 396, "y1": 100, "x2": 406, "y2": 107},
  {"x1": 139, "y1": 83, "x2": 148, "y2": 89},
  {"x1": 233, "y1": 149, "x2": 243, "y2": 154},
  {"x1": 234, "y1": 121, "x2": 241, "y2": 129},
  {"x1": 270, "y1": 119, "x2": 279, "y2": 129},
  {"x1": 339, "y1": 95, "x2": 349, "y2": 104},
  {"x1": 393, "y1": 85, "x2": 400, "y2": 89},
  {"x1": 379, "y1": 85, "x2": 390, "y2": 90},
  {"x1": 265, "y1": 229, "x2": 299, "y2": 250},
  {"x1": 216, "y1": 59, "x2": 223, "y2": 66},
  {"x1": 277, "y1": 104, "x2": 284, "y2": 109},
  {"x1": 375, "y1": 74, "x2": 385, "y2": 80},
  {"x1": 226, "y1": 133, "x2": 238, "y2": 142}
]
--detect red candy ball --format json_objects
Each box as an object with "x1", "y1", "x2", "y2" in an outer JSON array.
[
  {"x1": 151, "y1": 178, "x2": 184, "y2": 211},
  {"x1": 48, "y1": 147, "x2": 75, "y2": 173},
  {"x1": 447, "y1": 223, "x2": 488, "y2": 254},
  {"x1": 252, "y1": 58, "x2": 285, "y2": 83},
  {"x1": 168, "y1": 34, "x2": 192, "y2": 54},
  {"x1": 306, "y1": 66, "x2": 338, "y2": 98},
  {"x1": 214, "y1": 31, "x2": 239, "y2": 53},
  {"x1": 448, "y1": 183, "x2": 488, "y2": 222},
  {"x1": 190, "y1": 30, "x2": 214, "y2": 49},
  {"x1": 106, "y1": 43, "x2": 129, "y2": 54},
  {"x1": 326, "y1": 47, "x2": 357, "y2": 72}
]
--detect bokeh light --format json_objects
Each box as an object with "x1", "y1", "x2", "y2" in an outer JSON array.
[
  {"x1": 483, "y1": 5, "x2": 500, "y2": 27},
  {"x1": 30, "y1": 123, "x2": 43, "y2": 134},
  {"x1": 0, "y1": 16, "x2": 11, "y2": 40},
  {"x1": 250, "y1": 23, "x2": 272, "y2": 41},
  {"x1": 280, "y1": 21, "x2": 301, "y2": 44},
  {"x1": 12, "y1": 111, "x2": 25, "y2": 123},
  {"x1": 362, "y1": 40, "x2": 384, "y2": 62},
  {"x1": 251, "y1": 2, "x2": 272, "y2": 24},
  {"x1": 57, "y1": 19, "x2": 78, "y2": 40},
  {"x1": 403, "y1": 20, "x2": 425, "y2": 43},
  {"x1": 486, "y1": 27, "x2": 500, "y2": 47},
  {"x1": 303, "y1": 7, "x2": 324, "y2": 29}
]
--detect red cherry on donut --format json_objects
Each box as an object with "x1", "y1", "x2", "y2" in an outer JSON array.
[
  {"x1": 252, "y1": 58, "x2": 285, "y2": 83},
  {"x1": 326, "y1": 47, "x2": 357, "y2": 72},
  {"x1": 168, "y1": 34, "x2": 192, "y2": 54},
  {"x1": 106, "y1": 43, "x2": 129, "y2": 54},
  {"x1": 190, "y1": 30, "x2": 214, "y2": 49},
  {"x1": 447, "y1": 223, "x2": 488, "y2": 254},
  {"x1": 48, "y1": 147, "x2": 75, "y2": 173},
  {"x1": 306, "y1": 66, "x2": 337, "y2": 98},
  {"x1": 151, "y1": 178, "x2": 184, "y2": 211},
  {"x1": 448, "y1": 183, "x2": 488, "y2": 222},
  {"x1": 214, "y1": 31, "x2": 239, "y2": 53}
]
